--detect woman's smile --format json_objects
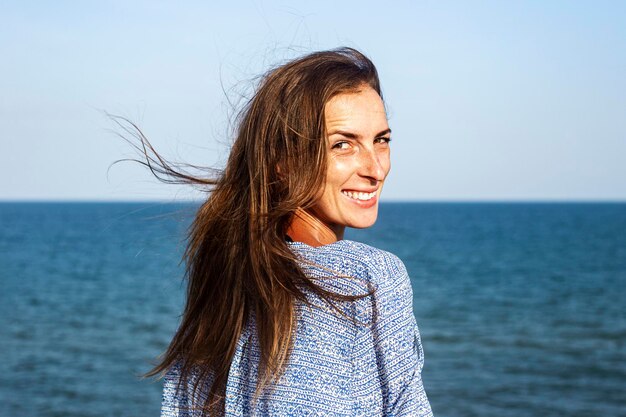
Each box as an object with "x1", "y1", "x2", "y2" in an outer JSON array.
[{"x1": 341, "y1": 190, "x2": 378, "y2": 201}]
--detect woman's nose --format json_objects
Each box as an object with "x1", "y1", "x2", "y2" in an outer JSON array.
[{"x1": 359, "y1": 148, "x2": 388, "y2": 181}]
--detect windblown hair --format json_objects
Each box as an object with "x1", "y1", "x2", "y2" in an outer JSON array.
[{"x1": 139, "y1": 47, "x2": 382, "y2": 415}]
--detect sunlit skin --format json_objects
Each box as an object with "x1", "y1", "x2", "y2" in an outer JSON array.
[{"x1": 309, "y1": 85, "x2": 391, "y2": 240}]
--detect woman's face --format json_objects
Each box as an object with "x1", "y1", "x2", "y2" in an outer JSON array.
[{"x1": 310, "y1": 86, "x2": 391, "y2": 240}]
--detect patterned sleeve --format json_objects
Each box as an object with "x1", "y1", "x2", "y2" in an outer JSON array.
[
  {"x1": 160, "y1": 362, "x2": 202, "y2": 417},
  {"x1": 367, "y1": 251, "x2": 433, "y2": 417}
]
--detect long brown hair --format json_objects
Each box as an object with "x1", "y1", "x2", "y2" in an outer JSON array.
[{"x1": 134, "y1": 47, "x2": 382, "y2": 415}]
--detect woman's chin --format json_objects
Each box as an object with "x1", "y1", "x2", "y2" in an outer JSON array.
[{"x1": 346, "y1": 213, "x2": 379, "y2": 230}]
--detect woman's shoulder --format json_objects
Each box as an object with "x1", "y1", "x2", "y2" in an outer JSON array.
[{"x1": 288, "y1": 239, "x2": 408, "y2": 288}]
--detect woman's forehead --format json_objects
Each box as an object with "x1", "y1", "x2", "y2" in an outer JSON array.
[{"x1": 325, "y1": 87, "x2": 388, "y2": 135}]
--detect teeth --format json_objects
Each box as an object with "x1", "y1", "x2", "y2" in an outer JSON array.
[{"x1": 342, "y1": 191, "x2": 376, "y2": 201}]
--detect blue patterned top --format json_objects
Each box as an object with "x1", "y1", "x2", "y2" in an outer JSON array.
[{"x1": 161, "y1": 240, "x2": 433, "y2": 416}]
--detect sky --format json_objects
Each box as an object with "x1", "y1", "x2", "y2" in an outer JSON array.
[{"x1": 1, "y1": 0, "x2": 625, "y2": 201}]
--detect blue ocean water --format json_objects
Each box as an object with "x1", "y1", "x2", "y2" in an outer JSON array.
[{"x1": 0, "y1": 202, "x2": 624, "y2": 417}]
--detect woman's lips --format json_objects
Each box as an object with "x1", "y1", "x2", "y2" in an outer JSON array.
[
  {"x1": 341, "y1": 190, "x2": 378, "y2": 208},
  {"x1": 341, "y1": 190, "x2": 377, "y2": 201}
]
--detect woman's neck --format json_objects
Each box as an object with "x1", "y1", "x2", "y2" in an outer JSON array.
[{"x1": 286, "y1": 208, "x2": 339, "y2": 247}]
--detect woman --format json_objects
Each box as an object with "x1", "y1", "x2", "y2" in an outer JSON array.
[{"x1": 143, "y1": 47, "x2": 432, "y2": 416}]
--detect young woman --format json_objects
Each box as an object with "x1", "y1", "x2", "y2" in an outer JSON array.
[{"x1": 144, "y1": 47, "x2": 432, "y2": 416}]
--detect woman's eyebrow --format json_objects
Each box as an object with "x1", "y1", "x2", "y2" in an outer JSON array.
[{"x1": 329, "y1": 128, "x2": 392, "y2": 138}]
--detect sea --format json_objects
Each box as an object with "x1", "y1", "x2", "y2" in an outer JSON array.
[{"x1": 0, "y1": 202, "x2": 624, "y2": 417}]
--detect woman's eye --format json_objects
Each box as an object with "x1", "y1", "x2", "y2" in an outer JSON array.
[{"x1": 332, "y1": 141, "x2": 351, "y2": 150}]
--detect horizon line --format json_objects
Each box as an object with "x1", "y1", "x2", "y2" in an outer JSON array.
[{"x1": 1, "y1": 198, "x2": 625, "y2": 204}]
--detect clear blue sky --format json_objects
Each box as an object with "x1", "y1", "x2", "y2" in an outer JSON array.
[{"x1": 2, "y1": 0, "x2": 625, "y2": 201}]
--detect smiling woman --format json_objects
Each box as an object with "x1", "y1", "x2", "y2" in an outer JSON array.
[
  {"x1": 127, "y1": 47, "x2": 432, "y2": 416},
  {"x1": 310, "y1": 87, "x2": 392, "y2": 237}
]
